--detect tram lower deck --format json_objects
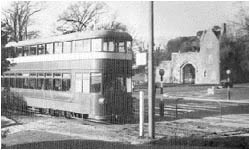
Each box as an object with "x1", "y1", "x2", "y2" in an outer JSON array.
[{"x1": 2, "y1": 56, "x2": 133, "y2": 121}]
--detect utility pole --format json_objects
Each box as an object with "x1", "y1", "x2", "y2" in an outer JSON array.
[{"x1": 148, "y1": 1, "x2": 155, "y2": 139}]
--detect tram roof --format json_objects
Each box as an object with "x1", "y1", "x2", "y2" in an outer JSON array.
[{"x1": 5, "y1": 30, "x2": 132, "y2": 48}]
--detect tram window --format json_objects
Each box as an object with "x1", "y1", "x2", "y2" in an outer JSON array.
[
  {"x1": 29, "y1": 78, "x2": 36, "y2": 89},
  {"x1": 115, "y1": 42, "x2": 121, "y2": 52},
  {"x1": 3, "y1": 49, "x2": 7, "y2": 58},
  {"x1": 54, "y1": 42, "x2": 63, "y2": 54},
  {"x1": 10, "y1": 78, "x2": 15, "y2": 88},
  {"x1": 23, "y1": 78, "x2": 29, "y2": 89},
  {"x1": 90, "y1": 73, "x2": 102, "y2": 93},
  {"x1": 45, "y1": 78, "x2": 53, "y2": 90},
  {"x1": 62, "y1": 79, "x2": 70, "y2": 91},
  {"x1": 38, "y1": 44, "x2": 45, "y2": 55},
  {"x1": 109, "y1": 41, "x2": 114, "y2": 52},
  {"x1": 37, "y1": 78, "x2": 44, "y2": 89},
  {"x1": 17, "y1": 47, "x2": 23, "y2": 57},
  {"x1": 16, "y1": 73, "x2": 23, "y2": 88},
  {"x1": 30, "y1": 45, "x2": 37, "y2": 55},
  {"x1": 118, "y1": 42, "x2": 125, "y2": 52},
  {"x1": 63, "y1": 41, "x2": 72, "y2": 53},
  {"x1": 23, "y1": 46, "x2": 29, "y2": 56},
  {"x1": 7, "y1": 49, "x2": 11, "y2": 58},
  {"x1": 91, "y1": 39, "x2": 102, "y2": 52},
  {"x1": 53, "y1": 79, "x2": 62, "y2": 91},
  {"x1": 83, "y1": 40, "x2": 90, "y2": 52},
  {"x1": 103, "y1": 41, "x2": 108, "y2": 51},
  {"x1": 46, "y1": 43, "x2": 53, "y2": 54},
  {"x1": 74, "y1": 40, "x2": 84, "y2": 53},
  {"x1": 3, "y1": 78, "x2": 9, "y2": 87},
  {"x1": 62, "y1": 73, "x2": 71, "y2": 91},
  {"x1": 8, "y1": 48, "x2": 15, "y2": 58},
  {"x1": 16, "y1": 78, "x2": 23, "y2": 88},
  {"x1": 1, "y1": 78, "x2": 4, "y2": 87}
]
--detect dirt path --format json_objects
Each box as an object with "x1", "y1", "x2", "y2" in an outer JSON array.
[{"x1": 2, "y1": 113, "x2": 248, "y2": 147}]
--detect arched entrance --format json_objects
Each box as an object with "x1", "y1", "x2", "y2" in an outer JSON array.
[{"x1": 182, "y1": 64, "x2": 195, "y2": 84}]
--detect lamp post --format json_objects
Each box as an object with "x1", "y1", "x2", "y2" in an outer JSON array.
[
  {"x1": 226, "y1": 69, "x2": 231, "y2": 100},
  {"x1": 159, "y1": 69, "x2": 165, "y2": 117}
]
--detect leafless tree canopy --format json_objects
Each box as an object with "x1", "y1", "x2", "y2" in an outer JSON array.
[
  {"x1": 95, "y1": 15, "x2": 127, "y2": 32},
  {"x1": 57, "y1": 2, "x2": 107, "y2": 34},
  {"x1": 2, "y1": 1, "x2": 43, "y2": 42}
]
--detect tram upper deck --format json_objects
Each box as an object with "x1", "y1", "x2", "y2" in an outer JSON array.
[{"x1": 4, "y1": 30, "x2": 133, "y2": 64}]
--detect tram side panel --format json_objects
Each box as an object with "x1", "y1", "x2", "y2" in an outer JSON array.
[{"x1": 8, "y1": 88, "x2": 92, "y2": 114}]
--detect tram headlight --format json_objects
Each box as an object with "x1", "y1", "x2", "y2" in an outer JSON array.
[{"x1": 98, "y1": 97, "x2": 105, "y2": 104}]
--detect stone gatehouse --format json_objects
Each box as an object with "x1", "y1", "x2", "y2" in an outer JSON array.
[{"x1": 156, "y1": 26, "x2": 223, "y2": 84}]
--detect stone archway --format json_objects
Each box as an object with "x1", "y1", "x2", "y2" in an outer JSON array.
[{"x1": 182, "y1": 64, "x2": 195, "y2": 84}]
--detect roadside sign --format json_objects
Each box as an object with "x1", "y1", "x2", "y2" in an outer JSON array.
[{"x1": 136, "y1": 52, "x2": 147, "y2": 66}]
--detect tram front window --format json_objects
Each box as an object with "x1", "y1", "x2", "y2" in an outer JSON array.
[
  {"x1": 90, "y1": 73, "x2": 102, "y2": 93},
  {"x1": 127, "y1": 41, "x2": 132, "y2": 52},
  {"x1": 103, "y1": 39, "x2": 114, "y2": 52},
  {"x1": 118, "y1": 42, "x2": 125, "y2": 52},
  {"x1": 103, "y1": 75, "x2": 127, "y2": 93}
]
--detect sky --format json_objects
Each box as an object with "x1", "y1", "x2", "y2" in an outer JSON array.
[{"x1": 1, "y1": 1, "x2": 248, "y2": 44}]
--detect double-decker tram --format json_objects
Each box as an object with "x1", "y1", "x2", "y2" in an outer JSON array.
[{"x1": 2, "y1": 30, "x2": 133, "y2": 122}]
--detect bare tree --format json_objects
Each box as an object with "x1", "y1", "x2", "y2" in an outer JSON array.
[
  {"x1": 57, "y1": 1, "x2": 107, "y2": 34},
  {"x1": 2, "y1": 1, "x2": 43, "y2": 42},
  {"x1": 95, "y1": 14, "x2": 127, "y2": 32}
]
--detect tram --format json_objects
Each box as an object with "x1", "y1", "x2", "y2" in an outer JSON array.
[{"x1": 2, "y1": 30, "x2": 133, "y2": 121}]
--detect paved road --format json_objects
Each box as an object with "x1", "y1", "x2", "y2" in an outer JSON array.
[{"x1": 132, "y1": 97, "x2": 249, "y2": 122}]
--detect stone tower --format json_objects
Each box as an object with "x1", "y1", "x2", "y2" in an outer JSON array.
[{"x1": 198, "y1": 27, "x2": 221, "y2": 84}]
